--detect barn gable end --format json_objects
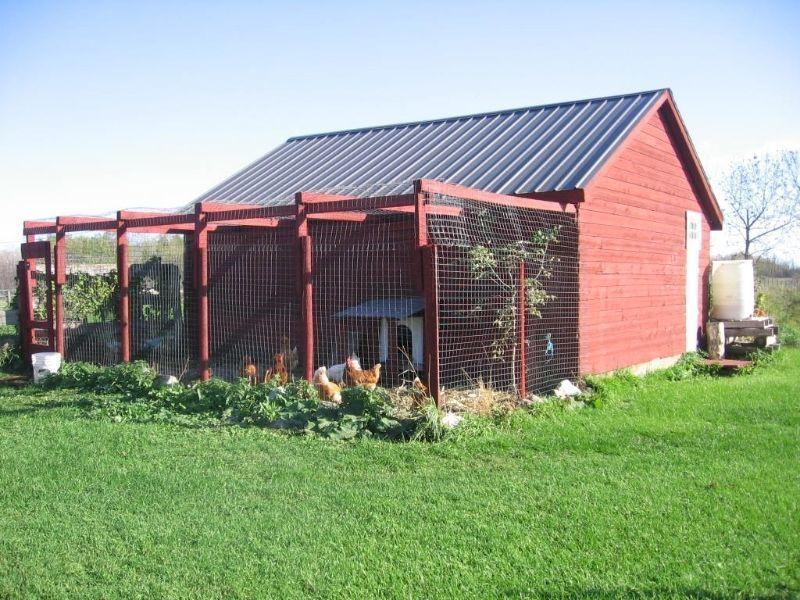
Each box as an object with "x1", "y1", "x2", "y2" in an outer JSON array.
[{"x1": 578, "y1": 97, "x2": 717, "y2": 374}]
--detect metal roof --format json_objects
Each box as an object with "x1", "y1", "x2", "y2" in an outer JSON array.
[
  {"x1": 335, "y1": 297, "x2": 424, "y2": 319},
  {"x1": 195, "y1": 89, "x2": 666, "y2": 206}
]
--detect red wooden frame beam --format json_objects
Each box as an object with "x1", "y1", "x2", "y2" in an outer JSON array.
[
  {"x1": 416, "y1": 179, "x2": 579, "y2": 213},
  {"x1": 23, "y1": 221, "x2": 57, "y2": 236},
  {"x1": 64, "y1": 220, "x2": 118, "y2": 233},
  {"x1": 297, "y1": 192, "x2": 356, "y2": 203},
  {"x1": 119, "y1": 210, "x2": 195, "y2": 230},
  {"x1": 306, "y1": 194, "x2": 415, "y2": 214},
  {"x1": 198, "y1": 201, "x2": 263, "y2": 212},
  {"x1": 203, "y1": 204, "x2": 296, "y2": 223}
]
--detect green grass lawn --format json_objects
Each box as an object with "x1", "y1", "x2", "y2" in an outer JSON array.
[{"x1": 1, "y1": 352, "x2": 798, "y2": 599}]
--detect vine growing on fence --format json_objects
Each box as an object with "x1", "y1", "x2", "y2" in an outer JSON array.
[{"x1": 468, "y1": 225, "x2": 560, "y2": 385}]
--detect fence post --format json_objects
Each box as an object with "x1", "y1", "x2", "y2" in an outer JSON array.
[
  {"x1": 21, "y1": 235, "x2": 36, "y2": 353},
  {"x1": 414, "y1": 181, "x2": 441, "y2": 406},
  {"x1": 194, "y1": 204, "x2": 210, "y2": 380},
  {"x1": 421, "y1": 245, "x2": 440, "y2": 406},
  {"x1": 16, "y1": 261, "x2": 30, "y2": 361},
  {"x1": 116, "y1": 214, "x2": 130, "y2": 363},
  {"x1": 295, "y1": 193, "x2": 314, "y2": 382},
  {"x1": 517, "y1": 260, "x2": 526, "y2": 398},
  {"x1": 53, "y1": 221, "x2": 65, "y2": 355}
]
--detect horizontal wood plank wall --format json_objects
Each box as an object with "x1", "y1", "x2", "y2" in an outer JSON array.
[{"x1": 579, "y1": 107, "x2": 711, "y2": 374}]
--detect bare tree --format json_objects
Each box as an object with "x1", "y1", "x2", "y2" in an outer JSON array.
[{"x1": 720, "y1": 150, "x2": 800, "y2": 258}]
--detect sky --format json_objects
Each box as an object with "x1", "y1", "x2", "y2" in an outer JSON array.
[{"x1": 1, "y1": 0, "x2": 799, "y2": 259}]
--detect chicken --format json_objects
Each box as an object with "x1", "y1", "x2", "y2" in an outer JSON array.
[
  {"x1": 345, "y1": 359, "x2": 382, "y2": 391},
  {"x1": 408, "y1": 376, "x2": 429, "y2": 410},
  {"x1": 241, "y1": 357, "x2": 258, "y2": 386},
  {"x1": 264, "y1": 353, "x2": 289, "y2": 386},
  {"x1": 313, "y1": 366, "x2": 342, "y2": 404},
  {"x1": 327, "y1": 354, "x2": 361, "y2": 384},
  {"x1": 279, "y1": 336, "x2": 299, "y2": 375}
]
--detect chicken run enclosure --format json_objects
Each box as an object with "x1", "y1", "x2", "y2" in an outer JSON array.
[{"x1": 19, "y1": 180, "x2": 579, "y2": 402}]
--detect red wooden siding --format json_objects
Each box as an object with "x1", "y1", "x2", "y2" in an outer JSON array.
[{"x1": 579, "y1": 106, "x2": 712, "y2": 374}]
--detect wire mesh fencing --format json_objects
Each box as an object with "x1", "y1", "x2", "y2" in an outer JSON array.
[
  {"x1": 127, "y1": 233, "x2": 196, "y2": 378},
  {"x1": 19, "y1": 182, "x2": 581, "y2": 400},
  {"x1": 63, "y1": 233, "x2": 119, "y2": 365},
  {"x1": 207, "y1": 224, "x2": 300, "y2": 382},
  {"x1": 427, "y1": 193, "x2": 579, "y2": 397},
  {"x1": 310, "y1": 199, "x2": 418, "y2": 389}
]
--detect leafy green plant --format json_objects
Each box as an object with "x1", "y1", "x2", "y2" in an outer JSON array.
[
  {"x1": 308, "y1": 386, "x2": 400, "y2": 440},
  {"x1": 659, "y1": 352, "x2": 722, "y2": 381},
  {"x1": 0, "y1": 341, "x2": 21, "y2": 371},
  {"x1": 64, "y1": 271, "x2": 119, "y2": 323}
]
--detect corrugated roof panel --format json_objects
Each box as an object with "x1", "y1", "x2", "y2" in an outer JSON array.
[{"x1": 194, "y1": 89, "x2": 666, "y2": 205}]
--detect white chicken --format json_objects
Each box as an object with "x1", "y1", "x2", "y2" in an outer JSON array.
[{"x1": 326, "y1": 354, "x2": 361, "y2": 383}]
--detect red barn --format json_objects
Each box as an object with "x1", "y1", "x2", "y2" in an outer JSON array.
[
  {"x1": 20, "y1": 88, "x2": 722, "y2": 399},
  {"x1": 193, "y1": 88, "x2": 721, "y2": 376}
]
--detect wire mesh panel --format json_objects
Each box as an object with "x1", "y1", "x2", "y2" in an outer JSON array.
[
  {"x1": 127, "y1": 233, "x2": 195, "y2": 378},
  {"x1": 63, "y1": 233, "x2": 119, "y2": 365},
  {"x1": 310, "y1": 203, "x2": 418, "y2": 389},
  {"x1": 26, "y1": 237, "x2": 54, "y2": 348},
  {"x1": 427, "y1": 194, "x2": 579, "y2": 396},
  {"x1": 207, "y1": 225, "x2": 300, "y2": 381}
]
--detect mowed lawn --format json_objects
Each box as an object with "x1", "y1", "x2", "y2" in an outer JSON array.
[{"x1": 1, "y1": 352, "x2": 798, "y2": 599}]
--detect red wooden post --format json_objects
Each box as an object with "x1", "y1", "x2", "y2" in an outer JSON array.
[
  {"x1": 301, "y1": 236, "x2": 314, "y2": 382},
  {"x1": 421, "y1": 245, "x2": 440, "y2": 406},
  {"x1": 517, "y1": 261, "x2": 527, "y2": 398},
  {"x1": 21, "y1": 236, "x2": 37, "y2": 352},
  {"x1": 116, "y1": 214, "x2": 130, "y2": 362},
  {"x1": 53, "y1": 223, "x2": 66, "y2": 355},
  {"x1": 295, "y1": 193, "x2": 314, "y2": 382},
  {"x1": 194, "y1": 205, "x2": 211, "y2": 380},
  {"x1": 414, "y1": 181, "x2": 441, "y2": 406},
  {"x1": 41, "y1": 242, "x2": 55, "y2": 352},
  {"x1": 16, "y1": 260, "x2": 30, "y2": 361}
]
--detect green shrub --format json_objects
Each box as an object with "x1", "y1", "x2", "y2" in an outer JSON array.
[
  {"x1": 781, "y1": 323, "x2": 799, "y2": 347},
  {"x1": 307, "y1": 387, "x2": 400, "y2": 440},
  {"x1": 410, "y1": 402, "x2": 447, "y2": 442}
]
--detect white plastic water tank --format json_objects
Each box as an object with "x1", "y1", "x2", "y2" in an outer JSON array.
[
  {"x1": 711, "y1": 260, "x2": 755, "y2": 320},
  {"x1": 31, "y1": 352, "x2": 62, "y2": 383}
]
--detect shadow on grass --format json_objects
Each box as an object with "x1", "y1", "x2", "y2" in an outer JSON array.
[{"x1": 0, "y1": 396, "x2": 95, "y2": 418}]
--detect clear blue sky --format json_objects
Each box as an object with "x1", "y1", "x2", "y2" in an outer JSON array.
[{"x1": 1, "y1": 0, "x2": 798, "y2": 256}]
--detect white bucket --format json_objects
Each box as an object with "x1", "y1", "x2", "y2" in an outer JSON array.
[
  {"x1": 711, "y1": 260, "x2": 755, "y2": 320},
  {"x1": 31, "y1": 352, "x2": 62, "y2": 383}
]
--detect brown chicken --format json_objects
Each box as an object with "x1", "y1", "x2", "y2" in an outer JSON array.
[
  {"x1": 313, "y1": 366, "x2": 342, "y2": 404},
  {"x1": 408, "y1": 376, "x2": 429, "y2": 410},
  {"x1": 345, "y1": 358, "x2": 382, "y2": 391},
  {"x1": 264, "y1": 353, "x2": 289, "y2": 386},
  {"x1": 241, "y1": 357, "x2": 258, "y2": 386}
]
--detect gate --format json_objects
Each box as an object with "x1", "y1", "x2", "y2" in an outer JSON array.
[{"x1": 18, "y1": 241, "x2": 56, "y2": 362}]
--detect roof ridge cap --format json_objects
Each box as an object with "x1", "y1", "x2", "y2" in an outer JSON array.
[{"x1": 286, "y1": 89, "x2": 669, "y2": 141}]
